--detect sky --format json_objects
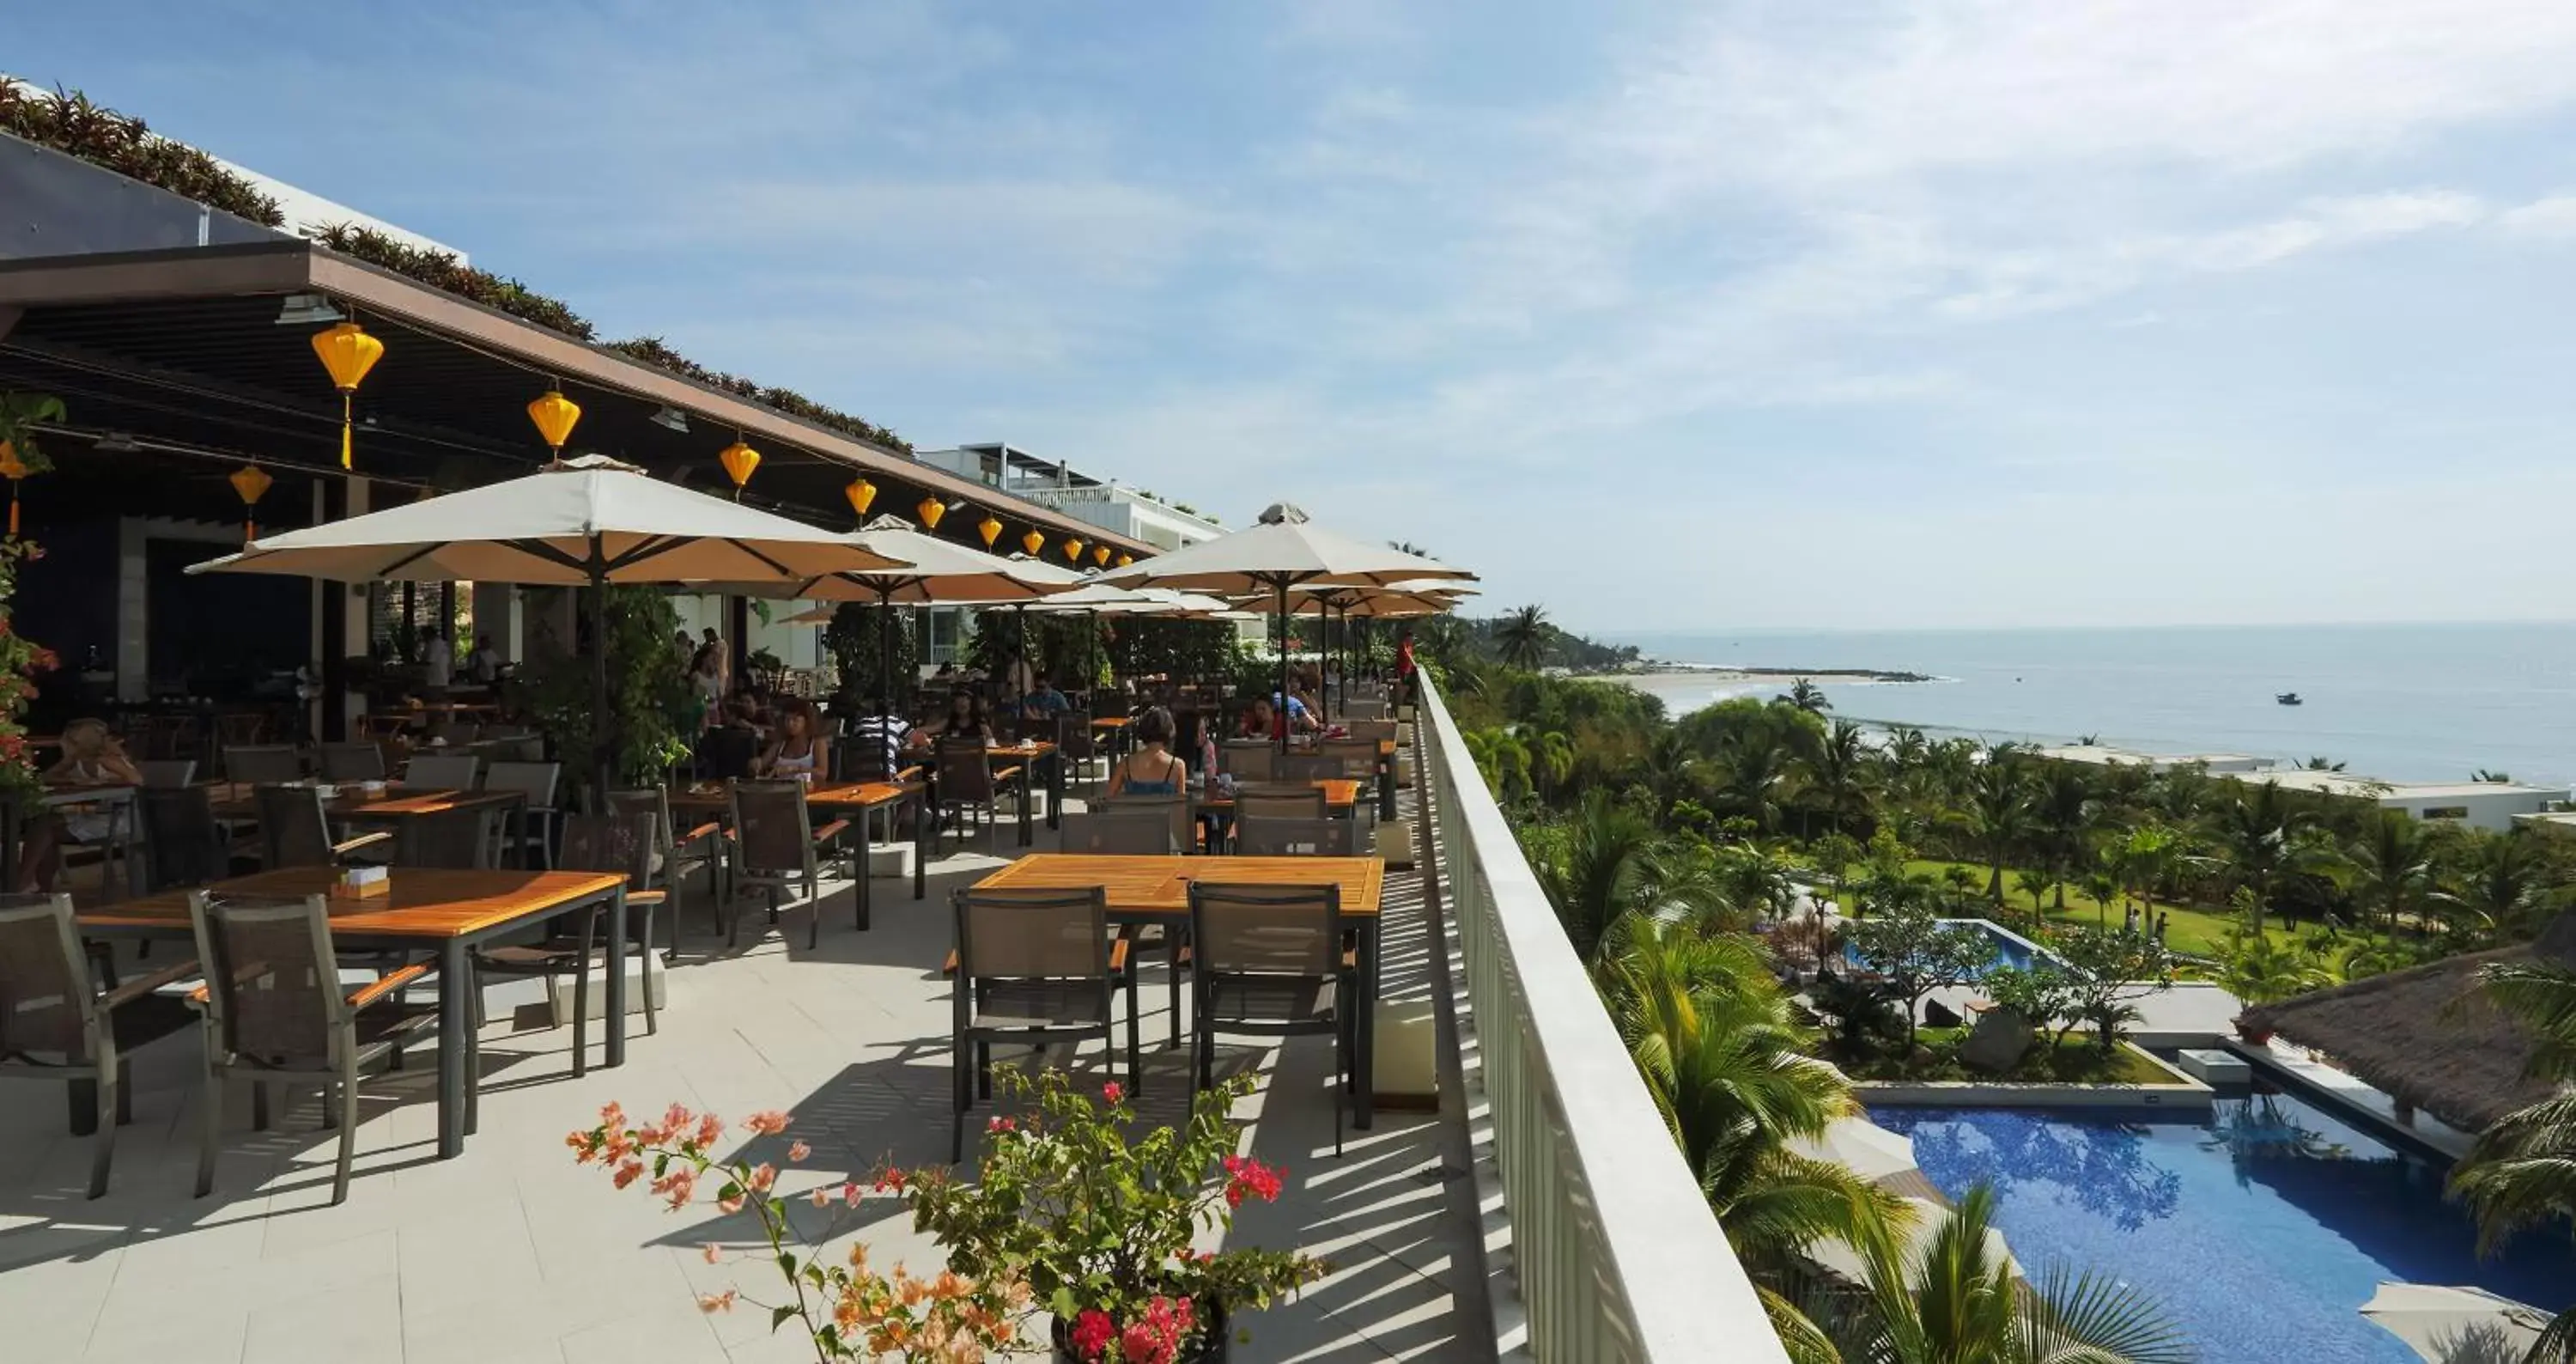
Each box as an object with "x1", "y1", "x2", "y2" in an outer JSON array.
[{"x1": 13, "y1": 2, "x2": 2576, "y2": 637}]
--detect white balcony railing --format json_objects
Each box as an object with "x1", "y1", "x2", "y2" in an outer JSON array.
[{"x1": 1415, "y1": 675, "x2": 1791, "y2": 1362}]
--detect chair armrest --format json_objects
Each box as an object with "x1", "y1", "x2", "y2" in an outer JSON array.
[
  {"x1": 682, "y1": 820, "x2": 722, "y2": 846},
  {"x1": 991, "y1": 765, "x2": 1024, "y2": 785},
  {"x1": 100, "y1": 958, "x2": 204, "y2": 1009},
  {"x1": 332, "y1": 829, "x2": 395, "y2": 856},
  {"x1": 1109, "y1": 938, "x2": 1132, "y2": 973},
  {"x1": 811, "y1": 819, "x2": 851, "y2": 845},
  {"x1": 941, "y1": 948, "x2": 959, "y2": 976},
  {"x1": 624, "y1": 888, "x2": 666, "y2": 905},
  {"x1": 347, "y1": 962, "x2": 434, "y2": 1011}
]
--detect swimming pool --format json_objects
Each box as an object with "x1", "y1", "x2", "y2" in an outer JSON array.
[
  {"x1": 1873, "y1": 1091, "x2": 2576, "y2": 1364},
  {"x1": 1844, "y1": 917, "x2": 2069, "y2": 977}
]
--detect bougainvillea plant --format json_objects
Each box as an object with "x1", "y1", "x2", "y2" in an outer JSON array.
[
  {"x1": 0, "y1": 393, "x2": 65, "y2": 806},
  {"x1": 569, "y1": 1102, "x2": 1030, "y2": 1363}
]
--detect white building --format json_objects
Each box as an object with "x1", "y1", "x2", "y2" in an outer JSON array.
[
  {"x1": 2253, "y1": 770, "x2": 2567, "y2": 831},
  {"x1": 915, "y1": 443, "x2": 1227, "y2": 554},
  {"x1": 2035, "y1": 744, "x2": 2277, "y2": 775}
]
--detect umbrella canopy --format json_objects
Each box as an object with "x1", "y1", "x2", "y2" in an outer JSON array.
[
  {"x1": 1024, "y1": 584, "x2": 1238, "y2": 618},
  {"x1": 191, "y1": 455, "x2": 911, "y2": 584},
  {"x1": 2360, "y1": 1283, "x2": 2550, "y2": 1363},
  {"x1": 1785, "y1": 1117, "x2": 1920, "y2": 1185},
  {"x1": 1097, "y1": 502, "x2": 1473, "y2": 594},
  {"x1": 1804, "y1": 1197, "x2": 2017, "y2": 1288}
]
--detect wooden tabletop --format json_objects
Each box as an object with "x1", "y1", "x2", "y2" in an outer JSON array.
[
  {"x1": 77, "y1": 866, "x2": 629, "y2": 939},
  {"x1": 990, "y1": 740, "x2": 1058, "y2": 759},
  {"x1": 974, "y1": 853, "x2": 1384, "y2": 918},
  {"x1": 667, "y1": 779, "x2": 921, "y2": 813},
  {"x1": 207, "y1": 784, "x2": 526, "y2": 822},
  {"x1": 1197, "y1": 778, "x2": 1364, "y2": 811},
  {"x1": 1091, "y1": 716, "x2": 1133, "y2": 728}
]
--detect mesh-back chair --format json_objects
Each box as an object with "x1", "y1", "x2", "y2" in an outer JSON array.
[
  {"x1": 483, "y1": 760, "x2": 562, "y2": 869},
  {"x1": 403, "y1": 807, "x2": 496, "y2": 869},
  {"x1": 252, "y1": 785, "x2": 392, "y2": 869},
  {"x1": 608, "y1": 787, "x2": 721, "y2": 948},
  {"x1": 1342, "y1": 697, "x2": 1388, "y2": 721},
  {"x1": 471, "y1": 813, "x2": 662, "y2": 1075},
  {"x1": 1275, "y1": 753, "x2": 1343, "y2": 785},
  {"x1": 216, "y1": 711, "x2": 270, "y2": 749},
  {"x1": 1342, "y1": 719, "x2": 1398, "y2": 745},
  {"x1": 225, "y1": 745, "x2": 305, "y2": 785},
  {"x1": 404, "y1": 754, "x2": 483, "y2": 792},
  {"x1": 1054, "y1": 713, "x2": 1103, "y2": 789},
  {"x1": 949, "y1": 886, "x2": 1136, "y2": 1161},
  {"x1": 0, "y1": 893, "x2": 198, "y2": 1197},
  {"x1": 1188, "y1": 881, "x2": 1348, "y2": 1155},
  {"x1": 1232, "y1": 785, "x2": 1328, "y2": 823},
  {"x1": 1233, "y1": 816, "x2": 1356, "y2": 858},
  {"x1": 1073, "y1": 804, "x2": 1182, "y2": 856},
  {"x1": 1315, "y1": 739, "x2": 1380, "y2": 782},
  {"x1": 185, "y1": 891, "x2": 439, "y2": 1203},
  {"x1": 318, "y1": 742, "x2": 388, "y2": 782},
  {"x1": 137, "y1": 785, "x2": 234, "y2": 892},
  {"x1": 1095, "y1": 792, "x2": 1194, "y2": 855},
  {"x1": 726, "y1": 781, "x2": 849, "y2": 950},
  {"x1": 698, "y1": 727, "x2": 758, "y2": 782},
  {"x1": 137, "y1": 758, "x2": 198, "y2": 789},
  {"x1": 1219, "y1": 740, "x2": 1275, "y2": 782},
  {"x1": 933, "y1": 739, "x2": 1023, "y2": 855}
]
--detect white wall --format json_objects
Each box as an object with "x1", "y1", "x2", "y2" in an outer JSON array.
[{"x1": 2385, "y1": 789, "x2": 2561, "y2": 832}]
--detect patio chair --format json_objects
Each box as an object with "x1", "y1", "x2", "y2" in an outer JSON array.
[
  {"x1": 1341, "y1": 719, "x2": 1398, "y2": 745},
  {"x1": 215, "y1": 711, "x2": 270, "y2": 750},
  {"x1": 224, "y1": 745, "x2": 306, "y2": 785},
  {"x1": 137, "y1": 785, "x2": 237, "y2": 892},
  {"x1": 1188, "y1": 881, "x2": 1348, "y2": 1156},
  {"x1": 725, "y1": 780, "x2": 848, "y2": 950},
  {"x1": 1078, "y1": 801, "x2": 1184, "y2": 856},
  {"x1": 318, "y1": 741, "x2": 389, "y2": 782},
  {"x1": 252, "y1": 784, "x2": 392, "y2": 869},
  {"x1": 137, "y1": 758, "x2": 198, "y2": 789},
  {"x1": 1315, "y1": 738, "x2": 1380, "y2": 782},
  {"x1": 404, "y1": 753, "x2": 483, "y2": 792},
  {"x1": 0, "y1": 892, "x2": 199, "y2": 1197},
  {"x1": 697, "y1": 727, "x2": 758, "y2": 782},
  {"x1": 1275, "y1": 753, "x2": 1343, "y2": 785},
  {"x1": 933, "y1": 738, "x2": 1024, "y2": 855},
  {"x1": 1219, "y1": 740, "x2": 1275, "y2": 782},
  {"x1": 1233, "y1": 815, "x2": 1355, "y2": 858},
  {"x1": 185, "y1": 891, "x2": 440, "y2": 1204},
  {"x1": 1054, "y1": 713, "x2": 1104, "y2": 790},
  {"x1": 1341, "y1": 697, "x2": 1387, "y2": 721},
  {"x1": 470, "y1": 813, "x2": 662, "y2": 1074},
  {"x1": 428, "y1": 719, "x2": 480, "y2": 748},
  {"x1": 403, "y1": 807, "x2": 496, "y2": 869},
  {"x1": 609, "y1": 787, "x2": 722, "y2": 948},
  {"x1": 1231, "y1": 785, "x2": 1328, "y2": 823},
  {"x1": 948, "y1": 886, "x2": 1137, "y2": 1161},
  {"x1": 483, "y1": 760, "x2": 562, "y2": 869}
]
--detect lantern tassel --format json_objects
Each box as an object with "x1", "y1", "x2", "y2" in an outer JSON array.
[
  {"x1": 7, "y1": 490, "x2": 17, "y2": 538},
  {"x1": 244, "y1": 517, "x2": 256, "y2": 545},
  {"x1": 339, "y1": 393, "x2": 354, "y2": 470}
]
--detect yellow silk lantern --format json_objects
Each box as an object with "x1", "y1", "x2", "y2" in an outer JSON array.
[
  {"x1": 1021, "y1": 529, "x2": 1046, "y2": 557},
  {"x1": 719, "y1": 439, "x2": 761, "y2": 499},
  {"x1": 1116, "y1": 554, "x2": 1133, "y2": 568},
  {"x1": 311, "y1": 320, "x2": 384, "y2": 470},
  {"x1": 1062, "y1": 538, "x2": 1084, "y2": 563},
  {"x1": 846, "y1": 478, "x2": 878, "y2": 521},
  {"x1": 916, "y1": 496, "x2": 945, "y2": 529},
  {"x1": 526, "y1": 387, "x2": 581, "y2": 458},
  {"x1": 977, "y1": 515, "x2": 1003, "y2": 548},
  {"x1": 228, "y1": 463, "x2": 274, "y2": 543},
  {"x1": 0, "y1": 441, "x2": 26, "y2": 538},
  {"x1": 1092, "y1": 545, "x2": 1112, "y2": 567}
]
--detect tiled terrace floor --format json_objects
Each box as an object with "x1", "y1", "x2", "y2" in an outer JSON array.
[{"x1": 0, "y1": 787, "x2": 1481, "y2": 1363}]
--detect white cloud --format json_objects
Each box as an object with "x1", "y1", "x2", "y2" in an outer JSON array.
[{"x1": 2498, "y1": 194, "x2": 2576, "y2": 238}]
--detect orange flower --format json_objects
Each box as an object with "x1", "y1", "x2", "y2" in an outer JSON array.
[
  {"x1": 696, "y1": 1289, "x2": 737, "y2": 1313},
  {"x1": 743, "y1": 1110, "x2": 793, "y2": 1136},
  {"x1": 701, "y1": 1243, "x2": 722, "y2": 1264},
  {"x1": 611, "y1": 1159, "x2": 645, "y2": 1190},
  {"x1": 787, "y1": 1139, "x2": 811, "y2": 1162}
]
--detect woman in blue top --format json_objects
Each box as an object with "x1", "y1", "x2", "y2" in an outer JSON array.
[{"x1": 1107, "y1": 707, "x2": 1185, "y2": 796}]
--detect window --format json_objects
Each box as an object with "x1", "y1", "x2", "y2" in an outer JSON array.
[{"x1": 2418, "y1": 806, "x2": 2469, "y2": 820}]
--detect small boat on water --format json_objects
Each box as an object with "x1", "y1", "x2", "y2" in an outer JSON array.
[{"x1": 2276, "y1": 691, "x2": 2304, "y2": 706}]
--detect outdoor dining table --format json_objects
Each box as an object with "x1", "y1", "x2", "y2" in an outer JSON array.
[
  {"x1": 976, "y1": 740, "x2": 1060, "y2": 841},
  {"x1": 76, "y1": 865, "x2": 635, "y2": 1159},
  {"x1": 665, "y1": 778, "x2": 929, "y2": 928},
  {"x1": 205, "y1": 782, "x2": 530, "y2": 864},
  {"x1": 970, "y1": 852, "x2": 1389, "y2": 1127},
  {"x1": 1195, "y1": 777, "x2": 1365, "y2": 814}
]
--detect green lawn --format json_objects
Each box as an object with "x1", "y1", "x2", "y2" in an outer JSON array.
[
  {"x1": 1829, "y1": 857, "x2": 2281, "y2": 959},
  {"x1": 1828, "y1": 1026, "x2": 2176, "y2": 1086}
]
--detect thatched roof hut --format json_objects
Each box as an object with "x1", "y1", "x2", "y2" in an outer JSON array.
[{"x1": 2238, "y1": 915, "x2": 2576, "y2": 1133}]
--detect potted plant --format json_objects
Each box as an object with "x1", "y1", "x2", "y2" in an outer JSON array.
[{"x1": 890, "y1": 1068, "x2": 1328, "y2": 1363}]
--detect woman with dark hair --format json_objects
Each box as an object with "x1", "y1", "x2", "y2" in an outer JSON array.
[
  {"x1": 1107, "y1": 706, "x2": 1185, "y2": 796},
  {"x1": 756, "y1": 699, "x2": 823, "y2": 779}
]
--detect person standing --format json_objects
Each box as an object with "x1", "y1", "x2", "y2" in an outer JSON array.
[
  {"x1": 465, "y1": 632, "x2": 503, "y2": 685},
  {"x1": 421, "y1": 627, "x2": 453, "y2": 695}
]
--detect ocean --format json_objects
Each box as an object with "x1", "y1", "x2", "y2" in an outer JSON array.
[{"x1": 1611, "y1": 623, "x2": 2576, "y2": 789}]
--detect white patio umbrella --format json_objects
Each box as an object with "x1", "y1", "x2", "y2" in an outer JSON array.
[
  {"x1": 1278, "y1": 579, "x2": 1479, "y2": 717},
  {"x1": 1785, "y1": 1117, "x2": 1920, "y2": 1185},
  {"x1": 1101, "y1": 502, "x2": 1473, "y2": 747},
  {"x1": 2360, "y1": 1283, "x2": 2550, "y2": 1363},
  {"x1": 191, "y1": 454, "x2": 913, "y2": 801},
  {"x1": 1804, "y1": 1197, "x2": 2018, "y2": 1288}
]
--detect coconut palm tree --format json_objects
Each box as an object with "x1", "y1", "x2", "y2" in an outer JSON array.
[
  {"x1": 1716, "y1": 724, "x2": 1797, "y2": 835},
  {"x1": 2445, "y1": 832, "x2": 2551, "y2": 946},
  {"x1": 1530, "y1": 729, "x2": 1577, "y2": 805},
  {"x1": 1800, "y1": 719, "x2": 1877, "y2": 838},
  {"x1": 1532, "y1": 791, "x2": 1734, "y2": 959},
  {"x1": 1779, "y1": 678, "x2": 1832, "y2": 714},
  {"x1": 2451, "y1": 958, "x2": 2576, "y2": 1363},
  {"x1": 1495, "y1": 604, "x2": 1552, "y2": 670},
  {"x1": 2032, "y1": 764, "x2": 2099, "y2": 912},
  {"x1": 1821, "y1": 1184, "x2": 2194, "y2": 1364},
  {"x1": 1960, "y1": 748, "x2": 2032, "y2": 904},
  {"x1": 2349, "y1": 808, "x2": 2433, "y2": 943},
  {"x1": 2014, "y1": 868, "x2": 2057, "y2": 929}
]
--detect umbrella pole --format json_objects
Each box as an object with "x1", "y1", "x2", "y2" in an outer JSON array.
[
  {"x1": 1088, "y1": 608, "x2": 1099, "y2": 704},
  {"x1": 588, "y1": 550, "x2": 611, "y2": 813},
  {"x1": 877, "y1": 588, "x2": 896, "y2": 714},
  {"x1": 1274, "y1": 581, "x2": 1291, "y2": 754}
]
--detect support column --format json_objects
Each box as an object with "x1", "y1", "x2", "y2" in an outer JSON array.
[
  {"x1": 323, "y1": 476, "x2": 372, "y2": 742},
  {"x1": 728, "y1": 595, "x2": 750, "y2": 692},
  {"x1": 471, "y1": 582, "x2": 524, "y2": 663}
]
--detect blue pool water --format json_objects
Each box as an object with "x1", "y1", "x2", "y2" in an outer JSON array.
[
  {"x1": 1844, "y1": 918, "x2": 2067, "y2": 977},
  {"x1": 1874, "y1": 1093, "x2": 2576, "y2": 1364}
]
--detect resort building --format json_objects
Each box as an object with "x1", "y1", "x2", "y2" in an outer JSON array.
[
  {"x1": 2251, "y1": 770, "x2": 2567, "y2": 831},
  {"x1": 2033, "y1": 743, "x2": 2277, "y2": 775}
]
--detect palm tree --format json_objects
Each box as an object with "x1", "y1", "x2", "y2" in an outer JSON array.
[
  {"x1": 2451, "y1": 958, "x2": 2576, "y2": 1363},
  {"x1": 1800, "y1": 719, "x2": 1877, "y2": 838},
  {"x1": 2032, "y1": 764, "x2": 2098, "y2": 912},
  {"x1": 1495, "y1": 604, "x2": 1552, "y2": 670},
  {"x1": 1961, "y1": 749, "x2": 2032, "y2": 904},
  {"x1": 2299, "y1": 756, "x2": 2347, "y2": 771},
  {"x1": 1779, "y1": 678, "x2": 1832, "y2": 713},
  {"x1": 2472, "y1": 768, "x2": 2514, "y2": 784},
  {"x1": 2014, "y1": 868, "x2": 2057, "y2": 929},
  {"x1": 1530, "y1": 729, "x2": 1577, "y2": 805},
  {"x1": 1822, "y1": 1184, "x2": 2193, "y2": 1363},
  {"x1": 2215, "y1": 781, "x2": 2300, "y2": 937},
  {"x1": 2446, "y1": 831, "x2": 2549, "y2": 946},
  {"x1": 2349, "y1": 809, "x2": 2432, "y2": 943},
  {"x1": 1716, "y1": 725, "x2": 1796, "y2": 835},
  {"x1": 1532, "y1": 792, "x2": 1735, "y2": 959}
]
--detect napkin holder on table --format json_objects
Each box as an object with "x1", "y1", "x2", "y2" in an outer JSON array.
[{"x1": 332, "y1": 866, "x2": 392, "y2": 900}]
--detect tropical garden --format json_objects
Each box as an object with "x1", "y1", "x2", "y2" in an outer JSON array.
[{"x1": 1421, "y1": 606, "x2": 2576, "y2": 1361}]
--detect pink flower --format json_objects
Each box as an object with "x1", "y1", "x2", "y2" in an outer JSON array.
[
  {"x1": 693, "y1": 1113, "x2": 724, "y2": 1148},
  {"x1": 745, "y1": 1163, "x2": 777, "y2": 1194},
  {"x1": 841, "y1": 1181, "x2": 863, "y2": 1208},
  {"x1": 652, "y1": 1166, "x2": 697, "y2": 1210},
  {"x1": 872, "y1": 1168, "x2": 908, "y2": 1193},
  {"x1": 697, "y1": 1289, "x2": 738, "y2": 1313},
  {"x1": 787, "y1": 1140, "x2": 811, "y2": 1163},
  {"x1": 701, "y1": 1243, "x2": 722, "y2": 1264},
  {"x1": 1100, "y1": 1081, "x2": 1124, "y2": 1106},
  {"x1": 1070, "y1": 1309, "x2": 1115, "y2": 1361},
  {"x1": 599, "y1": 1101, "x2": 627, "y2": 1128},
  {"x1": 809, "y1": 1186, "x2": 834, "y2": 1208},
  {"x1": 612, "y1": 1159, "x2": 645, "y2": 1190},
  {"x1": 986, "y1": 1117, "x2": 1016, "y2": 1134},
  {"x1": 743, "y1": 1110, "x2": 793, "y2": 1136},
  {"x1": 718, "y1": 1192, "x2": 745, "y2": 1215}
]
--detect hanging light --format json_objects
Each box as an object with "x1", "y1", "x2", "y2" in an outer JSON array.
[
  {"x1": 0, "y1": 440, "x2": 27, "y2": 538},
  {"x1": 526, "y1": 386, "x2": 581, "y2": 460},
  {"x1": 1092, "y1": 545, "x2": 1112, "y2": 567},
  {"x1": 977, "y1": 515, "x2": 1003, "y2": 549},
  {"x1": 228, "y1": 463, "x2": 274, "y2": 544},
  {"x1": 1116, "y1": 553, "x2": 1133, "y2": 568},
  {"x1": 845, "y1": 477, "x2": 878, "y2": 521},
  {"x1": 1062, "y1": 537, "x2": 1084, "y2": 563},
  {"x1": 916, "y1": 496, "x2": 946, "y2": 529},
  {"x1": 312, "y1": 320, "x2": 385, "y2": 470},
  {"x1": 1021, "y1": 529, "x2": 1046, "y2": 557},
  {"x1": 718, "y1": 437, "x2": 761, "y2": 499}
]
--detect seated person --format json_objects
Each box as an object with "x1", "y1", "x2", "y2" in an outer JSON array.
[
  {"x1": 913, "y1": 689, "x2": 993, "y2": 747},
  {"x1": 847, "y1": 697, "x2": 912, "y2": 776},
  {"x1": 1106, "y1": 707, "x2": 1186, "y2": 796},
  {"x1": 15, "y1": 719, "x2": 145, "y2": 892},
  {"x1": 756, "y1": 700, "x2": 825, "y2": 779},
  {"x1": 1020, "y1": 676, "x2": 1071, "y2": 721},
  {"x1": 1236, "y1": 698, "x2": 1276, "y2": 740}
]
